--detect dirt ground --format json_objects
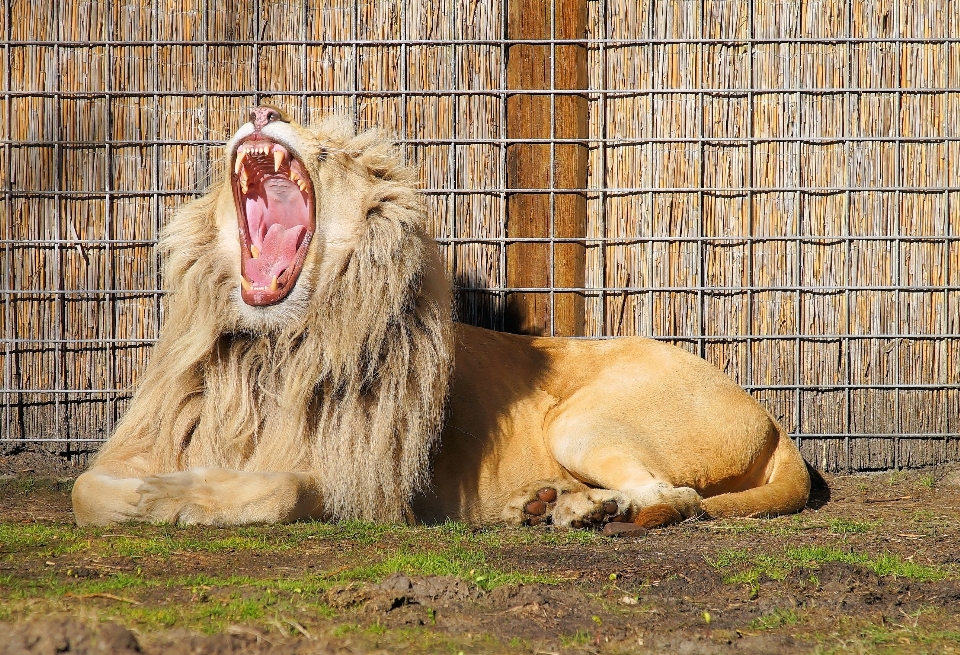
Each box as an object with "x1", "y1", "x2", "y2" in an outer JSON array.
[{"x1": 1, "y1": 453, "x2": 959, "y2": 655}]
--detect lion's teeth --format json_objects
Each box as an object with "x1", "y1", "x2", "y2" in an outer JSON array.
[
  {"x1": 290, "y1": 169, "x2": 306, "y2": 192},
  {"x1": 251, "y1": 244, "x2": 260, "y2": 259},
  {"x1": 268, "y1": 276, "x2": 278, "y2": 292},
  {"x1": 241, "y1": 277, "x2": 252, "y2": 291},
  {"x1": 234, "y1": 149, "x2": 246, "y2": 174},
  {"x1": 274, "y1": 150, "x2": 284, "y2": 172},
  {"x1": 240, "y1": 178, "x2": 248, "y2": 194}
]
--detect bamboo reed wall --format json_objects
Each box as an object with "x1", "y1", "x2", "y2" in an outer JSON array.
[{"x1": 1, "y1": 0, "x2": 957, "y2": 471}]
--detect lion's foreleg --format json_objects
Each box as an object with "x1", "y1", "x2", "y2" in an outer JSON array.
[
  {"x1": 135, "y1": 468, "x2": 323, "y2": 526},
  {"x1": 73, "y1": 466, "x2": 148, "y2": 527}
]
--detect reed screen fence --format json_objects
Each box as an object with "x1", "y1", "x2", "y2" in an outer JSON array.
[{"x1": 1, "y1": 0, "x2": 958, "y2": 472}]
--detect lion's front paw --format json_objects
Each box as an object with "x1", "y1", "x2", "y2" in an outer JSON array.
[
  {"x1": 136, "y1": 470, "x2": 218, "y2": 525},
  {"x1": 72, "y1": 471, "x2": 146, "y2": 526},
  {"x1": 501, "y1": 479, "x2": 585, "y2": 526},
  {"x1": 552, "y1": 489, "x2": 632, "y2": 530}
]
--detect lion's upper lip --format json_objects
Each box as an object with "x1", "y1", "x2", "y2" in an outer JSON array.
[{"x1": 231, "y1": 136, "x2": 315, "y2": 306}]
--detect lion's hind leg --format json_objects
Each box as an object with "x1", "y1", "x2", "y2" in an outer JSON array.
[
  {"x1": 500, "y1": 478, "x2": 586, "y2": 526},
  {"x1": 551, "y1": 483, "x2": 700, "y2": 530}
]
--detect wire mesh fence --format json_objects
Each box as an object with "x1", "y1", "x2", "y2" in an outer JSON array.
[{"x1": 1, "y1": 0, "x2": 958, "y2": 471}]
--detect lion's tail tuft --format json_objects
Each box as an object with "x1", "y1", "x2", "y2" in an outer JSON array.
[{"x1": 699, "y1": 429, "x2": 811, "y2": 519}]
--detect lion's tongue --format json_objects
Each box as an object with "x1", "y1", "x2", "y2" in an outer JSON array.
[{"x1": 243, "y1": 223, "x2": 305, "y2": 286}]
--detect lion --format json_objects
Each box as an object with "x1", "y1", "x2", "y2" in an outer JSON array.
[{"x1": 72, "y1": 106, "x2": 810, "y2": 529}]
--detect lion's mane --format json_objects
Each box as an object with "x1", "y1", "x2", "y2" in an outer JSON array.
[{"x1": 94, "y1": 119, "x2": 453, "y2": 522}]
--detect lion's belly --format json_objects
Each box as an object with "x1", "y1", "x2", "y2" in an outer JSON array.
[
  {"x1": 416, "y1": 388, "x2": 571, "y2": 524},
  {"x1": 414, "y1": 327, "x2": 574, "y2": 523}
]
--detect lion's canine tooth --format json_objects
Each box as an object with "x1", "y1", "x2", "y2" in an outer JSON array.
[
  {"x1": 268, "y1": 276, "x2": 279, "y2": 292},
  {"x1": 234, "y1": 149, "x2": 247, "y2": 174},
  {"x1": 240, "y1": 277, "x2": 252, "y2": 291},
  {"x1": 251, "y1": 244, "x2": 260, "y2": 259},
  {"x1": 240, "y1": 178, "x2": 248, "y2": 194},
  {"x1": 274, "y1": 150, "x2": 284, "y2": 172}
]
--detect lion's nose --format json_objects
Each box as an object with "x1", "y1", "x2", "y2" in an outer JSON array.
[{"x1": 250, "y1": 106, "x2": 284, "y2": 130}]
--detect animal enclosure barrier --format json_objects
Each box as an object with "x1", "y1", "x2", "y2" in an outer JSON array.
[{"x1": 1, "y1": 0, "x2": 958, "y2": 472}]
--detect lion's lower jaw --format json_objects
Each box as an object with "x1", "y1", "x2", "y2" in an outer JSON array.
[{"x1": 231, "y1": 280, "x2": 314, "y2": 334}]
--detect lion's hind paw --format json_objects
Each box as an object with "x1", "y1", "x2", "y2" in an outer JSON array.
[
  {"x1": 501, "y1": 479, "x2": 584, "y2": 527},
  {"x1": 552, "y1": 489, "x2": 632, "y2": 530}
]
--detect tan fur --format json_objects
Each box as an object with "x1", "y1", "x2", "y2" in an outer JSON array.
[{"x1": 73, "y1": 114, "x2": 810, "y2": 528}]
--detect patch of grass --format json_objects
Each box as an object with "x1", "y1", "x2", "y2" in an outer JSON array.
[
  {"x1": 919, "y1": 474, "x2": 936, "y2": 488},
  {"x1": 888, "y1": 470, "x2": 908, "y2": 486},
  {"x1": 331, "y1": 622, "x2": 362, "y2": 638},
  {"x1": 3, "y1": 522, "x2": 314, "y2": 561},
  {"x1": 787, "y1": 546, "x2": 948, "y2": 582},
  {"x1": 842, "y1": 616, "x2": 960, "y2": 654},
  {"x1": 29, "y1": 571, "x2": 155, "y2": 595},
  {"x1": 828, "y1": 518, "x2": 881, "y2": 534},
  {"x1": 100, "y1": 531, "x2": 290, "y2": 558},
  {"x1": 707, "y1": 545, "x2": 952, "y2": 593},
  {"x1": 704, "y1": 515, "x2": 818, "y2": 537},
  {"x1": 114, "y1": 587, "x2": 276, "y2": 634},
  {"x1": 327, "y1": 622, "x2": 496, "y2": 652},
  {"x1": 333, "y1": 546, "x2": 556, "y2": 591},
  {"x1": 0, "y1": 518, "x2": 561, "y2": 632},
  {"x1": 0, "y1": 523, "x2": 90, "y2": 558},
  {"x1": 559, "y1": 629, "x2": 593, "y2": 648},
  {"x1": 766, "y1": 515, "x2": 818, "y2": 536},
  {"x1": 707, "y1": 550, "x2": 790, "y2": 591},
  {"x1": 0, "y1": 519, "x2": 583, "y2": 642},
  {"x1": 0, "y1": 569, "x2": 337, "y2": 634},
  {"x1": 301, "y1": 521, "x2": 563, "y2": 590},
  {"x1": 509, "y1": 636, "x2": 531, "y2": 650},
  {"x1": 703, "y1": 520, "x2": 764, "y2": 535},
  {"x1": 752, "y1": 608, "x2": 802, "y2": 630},
  {"x1": 307, "y1": 519, "x2": 411, "y2": 545}
]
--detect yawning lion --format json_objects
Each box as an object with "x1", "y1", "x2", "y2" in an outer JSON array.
[{"x1": 72, "y1": 107, "x2": 810, "y2": 528}]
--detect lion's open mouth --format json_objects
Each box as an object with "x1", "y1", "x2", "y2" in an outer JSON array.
[{"x1": 231, "y1": 137, "x2": 315, "y2": 306}]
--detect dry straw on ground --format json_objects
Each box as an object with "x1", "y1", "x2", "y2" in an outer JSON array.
[{"x1": 1, "y1": 0, "x2": 957, "y2": 471}]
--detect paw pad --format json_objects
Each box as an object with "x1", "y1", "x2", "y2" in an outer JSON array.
[
  {"x1": 569, "y1": 499, "x2": 628, "y2": 529},
  {"x1": 523, "y1": 486, "x2": 563, "y2": 526}
]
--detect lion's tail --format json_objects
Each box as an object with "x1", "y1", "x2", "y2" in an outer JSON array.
[{"x1": 700, "y1": 428, "x2": 811, "y2": 519}]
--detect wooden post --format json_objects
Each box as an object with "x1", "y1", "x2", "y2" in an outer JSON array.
[{"x1": 506, "y1": 0, "x2": 588, "y2": 336}]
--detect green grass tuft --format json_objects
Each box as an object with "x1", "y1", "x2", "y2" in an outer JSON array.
[
  {"x1": 0, "y1": 523, "x2": 88, "y2": 557},
  {"x1": 707, "y1": 545, "x2": 951, "y2": 591},
  {"x1": 827, "y1": 518, "x2": 881, "y2": 534},
  {"x1": 752, "y1": 608, "x2": 802, "y2": 630}
]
